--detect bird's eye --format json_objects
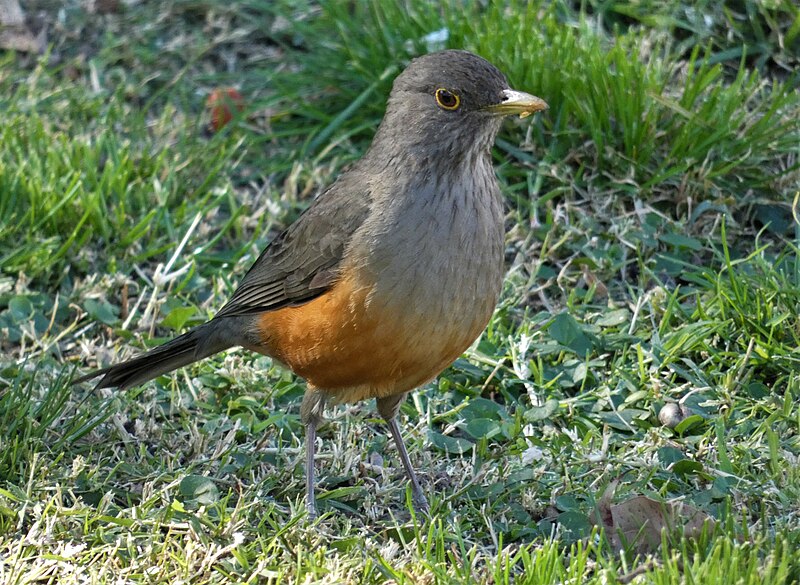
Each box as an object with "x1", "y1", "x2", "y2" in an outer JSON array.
[{"x1": 435, "y1": 88, "x2": 460, "y2": 111}]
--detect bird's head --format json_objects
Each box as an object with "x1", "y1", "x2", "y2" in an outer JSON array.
[{"x1": 372, "y1": 50, "x2": 547, "y2": 162}]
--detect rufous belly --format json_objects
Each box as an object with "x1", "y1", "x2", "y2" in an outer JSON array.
[{"x1": 256, "y1": 271, "x2": 490, "y2": 403}]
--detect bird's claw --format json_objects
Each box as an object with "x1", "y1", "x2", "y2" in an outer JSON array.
[{"x1": 411, "y1": 489, "x2": 430, "y2": 518}]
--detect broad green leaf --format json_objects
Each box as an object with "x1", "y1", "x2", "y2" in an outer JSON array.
[
  {"x1": 548, "y1": 313, "x2": 592, "y2": 357},
  {"x1": 179, "y1": 475, "x2": 219, "y2": 505},
  {"x1": 427, "y1": 430, "x2": 474, "y2": 455},
  {"x1": 161, "y1": 306, "x2": 198, "y2": 331},
  {"x1": 84, "y1": 298, "x2": 119, "y2": 325}
]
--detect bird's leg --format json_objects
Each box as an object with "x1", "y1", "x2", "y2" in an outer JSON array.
[
  {"x1": 304, "y1": 419, "x2": 318, "y2": 519},
  {"x1": 387, "y1": 417, "x2": 430, "y2": 515},
  {"x1": 377, "y1": 394, "x2": 429, "y2": 515},
  {"x1": 300, "y1": 387, "x2": 326, "y2": 520}
]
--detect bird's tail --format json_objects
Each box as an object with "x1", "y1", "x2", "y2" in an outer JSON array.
[{"x1": 73, "y1": 321, "x2": 235, "y2": 390}]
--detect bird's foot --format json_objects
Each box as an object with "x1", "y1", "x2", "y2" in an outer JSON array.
[
  {"x1": 306, "y1": 495, "x2": 319, "y2": 521},
  {"x1": 411, "y1": 488, "x2": 430, "y2": 518}
]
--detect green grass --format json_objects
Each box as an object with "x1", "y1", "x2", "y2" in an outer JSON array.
[{"x1": 1, "y1": 0, "x2": 799, "y2": 582}]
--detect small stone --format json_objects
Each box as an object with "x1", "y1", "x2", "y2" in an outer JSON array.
[{"x1": 659, "y1": 403, "x2": 689, "y2": 428}]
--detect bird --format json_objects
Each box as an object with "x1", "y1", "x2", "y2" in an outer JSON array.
[{"x1": 75, "y1": 49, "x2": 547, "y2": 518}]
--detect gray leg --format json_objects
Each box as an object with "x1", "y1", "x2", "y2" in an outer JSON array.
[
  {"x1": 304, "y1": 420, "x2": 318, "y2": 519},
  {"x1": 377, "y1": 393, "x2": 429, "y2": 515},
  {"x1": 387, "y1": 416, "x2": 430, "y2": 515},
  {"x1": 300, "y1": 388, "x2": 326, "y2": 520}
]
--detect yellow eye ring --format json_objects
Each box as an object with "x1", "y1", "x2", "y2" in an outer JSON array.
[{"x1": 435, "y1": 88, "x2": 460, "y2": 110}]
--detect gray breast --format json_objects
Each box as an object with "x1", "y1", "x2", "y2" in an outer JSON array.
[{"x1": 350, "y1": 155, "x2": 505, "y2": 332}]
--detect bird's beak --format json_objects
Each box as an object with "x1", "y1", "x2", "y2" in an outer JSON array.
[{"x1": 486, "y1": 89, "x2": 548, "y2": 119}]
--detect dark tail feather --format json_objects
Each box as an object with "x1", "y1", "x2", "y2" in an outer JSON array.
[{"x1": 73, "y1": 321, "x2": 234, "y2": 390}]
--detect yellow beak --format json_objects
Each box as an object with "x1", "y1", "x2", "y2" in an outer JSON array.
[{"x1": 486, "y1": 89, "x2": 548, "y2": 119}]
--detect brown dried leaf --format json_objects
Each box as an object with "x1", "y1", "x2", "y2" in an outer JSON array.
[
  {"x1": 206, "y1": 87, "x2": 246, "y2": 132},
  {"x1": 611, "y1": 496, "x2": 712, "y2": 554},
  {"x1": 594, "y1": 480, "x2": 714, "y2": 554}
]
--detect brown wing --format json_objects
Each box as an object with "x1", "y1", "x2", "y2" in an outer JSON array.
[{"x1": 214, "y1": 178, "x2": 371, "y2": 318}]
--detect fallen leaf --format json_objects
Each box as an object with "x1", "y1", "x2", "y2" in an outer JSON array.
[
  {"x1": 206, "y1": 87, "x2": 245, "y2": 132},
  {"x1": 594, "y1": 479, "x2": 714, "y2": 554}
]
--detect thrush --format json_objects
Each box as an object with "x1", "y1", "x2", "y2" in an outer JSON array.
[{"x1": 75, "y1": 49, "x2": 548, "y2": 518}]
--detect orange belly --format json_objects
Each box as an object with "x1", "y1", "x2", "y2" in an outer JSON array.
[{"x1": 255, "y1": 271, "x2": 489, "y2": 403}]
